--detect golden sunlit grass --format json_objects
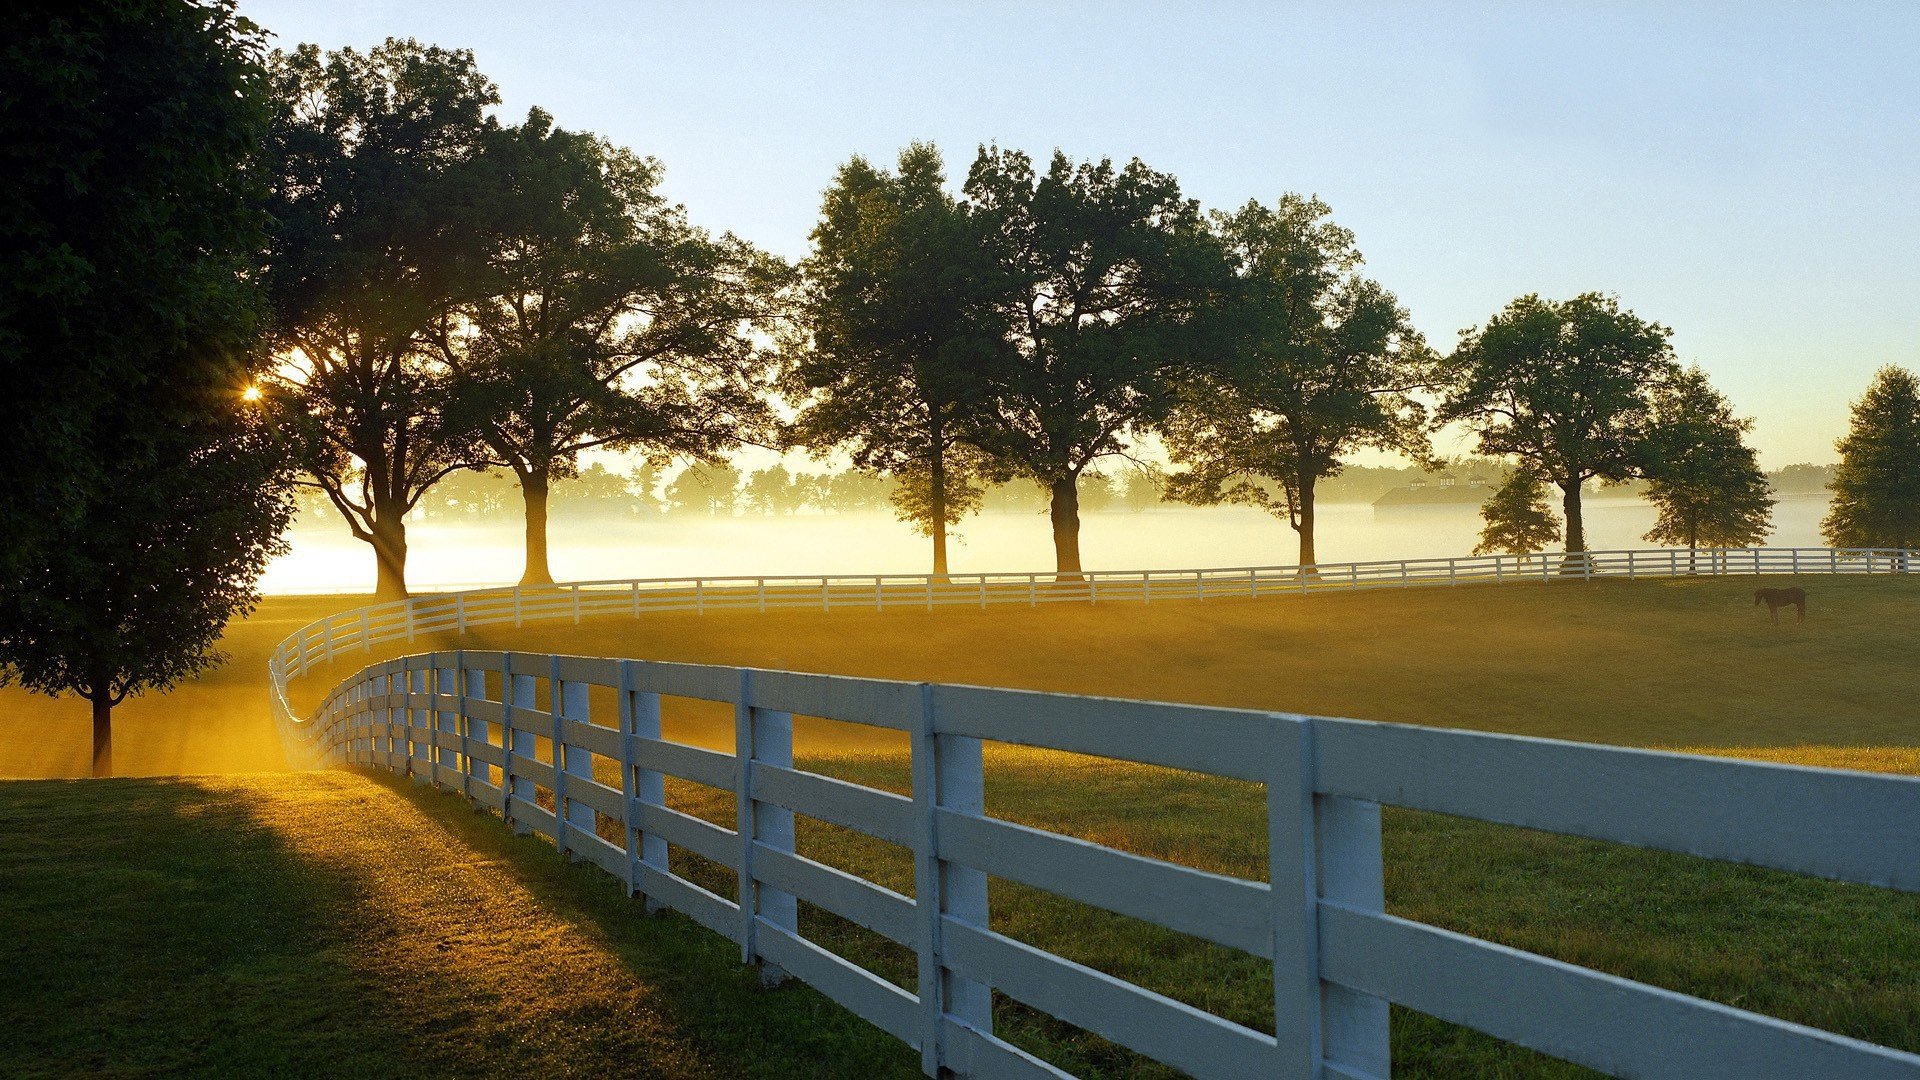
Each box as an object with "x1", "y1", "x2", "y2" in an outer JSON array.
[{"x1": 4, "y1": 576, "x2": 1916, "y2": 1074}]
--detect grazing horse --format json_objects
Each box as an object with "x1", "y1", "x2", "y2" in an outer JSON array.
[{"x1": 1754, "y1": 586, "x2": 1806, "y2": 623}]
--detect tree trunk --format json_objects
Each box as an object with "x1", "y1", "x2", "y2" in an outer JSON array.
[
  {"x1": 90, "y1": 686, "x2": 112, "y2": 778},
  {"x1": 1561, "y1": 481, "x2": 1587, "y2": 552},
  {"x1": 929, "y1": 442, "x2": 950, "y2": 581},
  {"x1": 370, "y1": 507, "x2": 409, "y2": 601},
  {"x1": 1049, "y1": 476, "x2": 1083, "y2": 581},
  {"x1": 1295, "y1": 474, "x2": 1319, "y2": 573},
  {"x1": 520, "y1": 469, "x2": 554, "y2": 587}
]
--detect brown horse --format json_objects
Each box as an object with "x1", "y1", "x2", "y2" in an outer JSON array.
[{"x1": 1754, "y1": 587, "x2": 1806, "y2": 623}]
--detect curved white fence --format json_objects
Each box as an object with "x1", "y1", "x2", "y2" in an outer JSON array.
[
  {"x1": 270, "y1": 545, "x2": 1915, "y2": 755},
  {"x1": 296, "y1": 650, "x2": 1920, "y2": 1079}
]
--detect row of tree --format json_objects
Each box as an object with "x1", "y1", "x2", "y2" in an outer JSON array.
[{"x1": 253, "y1": 39, "x2": 1795, "y2": 596}]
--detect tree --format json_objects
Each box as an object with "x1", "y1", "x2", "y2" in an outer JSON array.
[
  {"x1": 261, "y1": 39, "x2": 499, "y2": 599},
  {"x1": 1163, "y1": 195, "x2": 1433, "y2": 567},
  {"x1": 1642, "y1": 366, "x2": 1773, "y2": 555},
  {"x1": 442, "y1": 110, "x2": 784, "y2": 585},
  {"x1": 1473, "y1": 470, "x2": 1562, "y2": 560},
  {"x1": 787, "y1": 144, "x2": 1001, "y2": 577},
  {"x1": 965, "y1": 147, "x2": 1228, "y2": 576},
  {"x1": 1439, "y1": 293, "x2": 1677, "y2": 554},
  {"x1": 0, "y1": 0, "x2": 296, "y2": 775},
  {"x1": 1822, "y1": 366, "x2": 1920, "y2": 550},
  {"x1": 665, "y1": 464, "x2": 741, "y2": 516}
]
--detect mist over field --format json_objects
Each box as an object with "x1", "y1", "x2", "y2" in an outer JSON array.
[{"x1": 262, "y1": 495, "x2": 1838, "y2": 594}]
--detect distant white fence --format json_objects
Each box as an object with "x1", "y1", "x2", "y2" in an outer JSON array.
[{"x1": 293, "y1": 651, "x2": 1920, "y2": 1079}]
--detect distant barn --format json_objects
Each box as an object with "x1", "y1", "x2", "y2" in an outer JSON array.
[{"x1": 1373, "y1": 472, "x2": 1494, "y2": 512}]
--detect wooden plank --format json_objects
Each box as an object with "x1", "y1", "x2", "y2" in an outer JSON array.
[
  {"x1": 511, "y1": 801, "x2": 558, "y2": 840},
  {"x1": 750, "y1": 842, "x2": 916, "y2": 945},
  {"x1": 553, "y1": 655, "x2": 620, "y2": 686},
  {"x1": 937, "y1": 809, "x2": 1271, "y2": 958},
  {"x1": 628, "y1": 660, "x2": 741, "y2": 702},
  {"x1": 931, "y1": 684, "x2": 1277, "y2": 782},
  {"x1": 1313, "y1": 718, "x2": 1920, "y2": 892},
  {"x1": 512, "y1": 756, "x2": 557, "y2": 789},
  {"x1": 942, "y1": 1020, "x2": 1075, "y2": 1080},
  {"x1": 464, "y1": 740, "x2": 505, "y2": 768},
  {"x1": 561, "y1": 717, "x2": 621, "y2": 760},
  {"x1": 633, "y1": 862, "x2": 738, "y2": 942},
  {"x1": 632, "y1": 801, "x2": 738, "y2": 869},
  {"x1": 570, "y1": 830, "x2": 627, "y2": 879},
  {"x1": 752, "y1": 764, "x2": 916, "y2": 847},
  {"x1": 566, "y1": 776, "x2": 625, "y2": 819},
  {"x1": 632, "y1": 736, "x2": 736, "y2": 790},
  {"x1": 1317, "y1": 903, "x2": 1920, "y2": 1080},
  {"x1": 753, "y1": 921, "x2": 921, "y2": 1045},
  {"x1": 746, "y1": 669, "x2": 917, "y2": 731},
  {"x1": 464, "y1": 697, "x2": 504, "y2": 725},
  {"x1": 941, "y1": 918, "x2": 1278, "y2": 1079}
]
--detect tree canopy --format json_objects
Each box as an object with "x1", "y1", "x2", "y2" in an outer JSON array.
[
  {"x1": 1473, "y1": 469, "x2": 1563, "y2": 558},
  {"x1": 1439, "y1": 292, "x2": 1678, "y2": 553},
  {"x1": 1822, "y1": 366, "x2": 1920, "y2": 550},
  {"x1": 441, "y1": 108, "x2": 785, "y2": 584},
  {"x1": 964, "y1": 147, "x2": 1228, "y2": 575},
  {"x1": 786, "y1": 143, "x2": 1002, "y2": 575},
  {"x1": 1641, "y1": 366, "x2": 1773, "y2": 551},
  {"x1": 262, "y1": 38, "x2": 500, "y2": 598},
  {"x1": 1163, "y1": 194, "x2": 1432, "y2": 567}
]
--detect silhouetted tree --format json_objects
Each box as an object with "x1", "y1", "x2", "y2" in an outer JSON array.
[
  {"x1": 1474, "y1": 470, "x2": 1561, "y2": 560},
  {"x1": 442, "y1": 110, "x2": 784, "y2": 584},
  {"x1": 1439, "y1": 293, "x2": 1677, "y2": 554},
  {"x1": 0, "y1": 0, "x2": 295, "y2": 775},
  {"x1": 1822, "y1": 366, "x2": 1920, "y2": 550},
  {"x1": 1642, "y1": 366, "x2": 1773, "y2": 555},
  {"x1": 965, "y1": 147, "x2": 1228, "y2": 576},
  {"x1": 665, "y1": 464, "x2": 741, "y2": 516},
  {"x1": 1164, "y1": 195, "x2": 1433, "y2": 568},
  {"x1": 261, "y1": 39, "x2": 498, "y2": 599},
  {"x1": 787, "y1": 144, "x2": 1001, "y2": 576}
]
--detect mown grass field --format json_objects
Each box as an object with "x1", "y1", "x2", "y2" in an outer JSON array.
[{"x1": 4, "y1": 574, "x2": 1918, "y2": 1076}]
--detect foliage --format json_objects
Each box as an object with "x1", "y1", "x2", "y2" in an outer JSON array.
[
  {"x1": 1163, "y1": 194, "x2": 1434, "y2": 564},
  {"x1": 787, "y1": 143, "x2": 1003, "y2": 573},
  {"x1": 0, "y1": 0, "x2": 294, "y2": 774},
  {"x1": 1822, "y1": 366, "x2": 1920, "y2": 549},
  {"x1": 1439, "y1": 292, "x2": 1678, "y2": 551},
  {"x1": 261, "y1": 38, "x2": 500, "y2": 598},
  {"x1": 963, "y1": 147, "x2": 1230, "y2": 573},
  {"x1": 1641, "y1": 366, "x2": 1773, "y2": 549},
  {"x1": 1473, "y1": 470, "x2": 1562, "y2": 556},
  {"x1": 441, "y1": 108, "x2": 786, "y2": 583},
  {"x1": 665, "y1": 464, "x2": 743, "y2": 516}
]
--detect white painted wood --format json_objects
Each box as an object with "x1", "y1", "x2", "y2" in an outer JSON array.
[
  {"x1": 932, "y1": 684, "x2": 1277, "y2": 782},
  {"x1": 1318, "y1": 904, "x2": 1920, "y2": 1079},
  {"x1": 1313, "y1": 717, "x2": 1920, "y2": 892},
  {"x1": 434, "y1": 660, "x2": 458, "y2": 785},
  {"x1": 750, "y1": 842, "x2": 916, "y2": 945},
  {"x1": 736, "y1": 672, "x2": 796, "y2": 984},
  {"x1": 937, "y1": 808, "x2": 1271, "y2": 957},
  {"x1": 941, "y1": 918, "x2": 1278, "y2": 1079},
  {"x1": 751, "y1": 763, "x2": 916, "y2": 847},
  {"x1": 942, "y1": 1019, "x2": 1076, "y2": 1080},
  {"x1": 505, "y1": 662, "x2": 538, "y2": 835},
  {"x1": 630, "y1": 735, "x2": 736, "y2": 791},
  {"x1": 913, "y1": 684, "x2": 991, "y2": 1078},
  {"x1": 754, "y1": 920, "x2": 921, "y2": 1044},
  {"x1": 1267, "y1": 713, "x2": 1321, "y2": 1080},
  {"x1": 1316, "y1": 796, "x2": 1390, "y2": 1078},
  {"x1": 630, "y1": 800, "x2": 737, "y2": 869}
]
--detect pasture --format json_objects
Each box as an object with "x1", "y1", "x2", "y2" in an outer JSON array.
[{"x1": 3, "y1": 575, "x2": 1917, "y2": 1076}]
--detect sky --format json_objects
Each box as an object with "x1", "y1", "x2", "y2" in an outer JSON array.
[{"x1": 241, "y1": 0, "x2": 1920, "y2": 467}]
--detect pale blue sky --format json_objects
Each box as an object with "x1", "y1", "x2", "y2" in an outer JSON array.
[{"x1": 243, "y1": 1, "x2": 1920, "y2": 465}]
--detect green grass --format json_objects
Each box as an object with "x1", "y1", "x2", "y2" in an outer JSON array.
[{"x1": 5, "y1": 575, "x2": 1918, "y2": 1075}]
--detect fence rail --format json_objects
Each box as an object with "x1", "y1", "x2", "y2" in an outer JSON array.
[
  {"x1": 293, "y1": 651, "x2": 1920, "y2": 1079},
  {"x1": 268, "y1": 545, "x2": 1916, "y2": 746}
]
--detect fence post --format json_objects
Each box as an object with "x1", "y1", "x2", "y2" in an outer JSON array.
[
  {"x1": 761, "y1": 578, "x2": 769, "y2": 613},
  {"x1": 819, "y1": 577, "x2": 828, "y2": 612},
  {"x1": 551, "y1": 655, "x2": 593, "y2": 860},
  {"x1": 572, "y1": 584, "x2": 582, "y2": 625},
  {"x1": 360, "y1": 609, "x2": 371, "y2": 651},
  {"x1": 1144, "y1": 571, "x2": 1153, "y2": 604},
  {"x1": 619, "y1": 661, "x2": 670, "y2": 912},
  {"x1": 1269, "y1": 716, "x2": 1389, "y2": 1079},
  {"x1": 435, "y1": 655, "x2": 458, "y2": 788},
  {"x1": 503, "y1": 654, "x2": 539, "y2": 836},
  {"x1": 409, "y1": 664, "x2": 431, "y2": 781},
  {"x1": 735, "y1": 670, "x2": 796, "y2": 983},
  {"x1": 456, "y1": 594, "x2": 467, "y2": 635},
  {"x1": 463, "y1": 653, "x2": 489, "y2": 805},
  {"x1": 1028, "y1": 574, "x2": 1037, "y2": 606},
  {"x1": 913, "y1": 684, "x2": 991, "y2": 1077}
]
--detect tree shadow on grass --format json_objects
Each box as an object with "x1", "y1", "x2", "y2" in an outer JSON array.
[{"x1": 0, "y1": 772, "x2": 917, "y2": 1079}]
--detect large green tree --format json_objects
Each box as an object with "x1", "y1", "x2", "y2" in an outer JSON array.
[
  {"x1": 1641, "y1": 366, "x2": 1773, "y2": 554},
  {"x1": 0, "y1": 0, "x2": 295, "y2": 774},
  {"x1": 1163, "y1": 194, "x2": 1432, "y2": 568},
  {"x1": 1473, "y1": 469, "x2": 1562, "y2": 560},
  {"x1": 964, "y1": 148, "x2": 1228, "y2": 576},
  {"x1": 787, "y1": 143, "x2": 1001, "y2": 577},
  {"x1": 1822, "y1": 366, "x2": 1920, "y2": 550},
  {"x1": 1438, "y1": 292, "x2": 1678, "y2": 553},
  {"x1": 261, "y1": 39, "x2": 498, "y2": 599},
  {"x1": 441, "y1": 109, "x2": 784, "y2": 585}
]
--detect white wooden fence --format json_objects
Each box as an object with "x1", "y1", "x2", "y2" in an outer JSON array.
[{"x1": 293, "y1": 651, "x2": 1920, "y2": 1079}]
